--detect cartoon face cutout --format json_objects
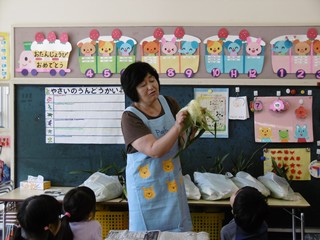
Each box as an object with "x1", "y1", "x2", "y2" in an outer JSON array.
[
  {"x1": 259, "y1": 127, "x2": 272, "y2": 142},
  {"x1": 78, "y1": 41, "x2": 96, "y2": 57},
  {"x1": 138, "y1": 164, "x2": 151, "y2": 178},
  {"x1": 162, "y1": 159, "x2": 174, "y2": 172},
  {"x1": 294, "y1": 124, "x2": 309, "y2": 141},
  {"x1": 178, "y1": 41, "x2": 199, "y2": 55},
  {"x1": 225, "y1": 39, "x2": 242, "y2": 56},
  {"x1": 116, "y1": 39, "x2": 135, "y2": 56},
  {"x1": 246, "y1": 37, "x2": 262, "y2": 56},
  {"x1": 161, "y1": 37, "x2": 177, "y2": 55},
  {"x1": 18, "y1": 51, "x2": 36, "y2": 69},
  {"x1": 314, "y1": 40, "x2": 320, "y2": 55},
  {"x1": 293, "y1": 40, "x2": 311, "y2": 55},
  {"x1": 278, "y1": 129, "x2": 289, "y2": 142},
  {"x1": 207, "y1": 40, "x2": 223, "y2": 55},
  {"x1": 142, "y1": 40, "x2": 159, "y2": 56},
  {"x1": 272, "y1": 40, "x2": 293, "y2": 55},
  {"x1": 166, "y1": 180, "x2": 178, "y2": 192},
  {"x1": 98, "y1": 40, "x2": 114, "y2": 56},
  {"x1": 142, "y1": 186, "x2": 155, "y2": 200}
]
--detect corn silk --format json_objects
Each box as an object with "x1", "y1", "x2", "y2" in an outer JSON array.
[{"x1": 174, "y1": 99, "x2": 216, "y2": 158}]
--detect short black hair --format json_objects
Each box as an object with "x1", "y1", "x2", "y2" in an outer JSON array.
[
  {"x1": 233, "y1": 186, "x2": 268, "y2": 232},
  {"x1": 120, "y1": 61, "x2": 159, "y2": 102}
]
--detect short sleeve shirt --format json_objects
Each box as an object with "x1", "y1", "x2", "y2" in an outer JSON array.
[{"x1": 121, "y1": 96, "x2": 180, "y2": 153}]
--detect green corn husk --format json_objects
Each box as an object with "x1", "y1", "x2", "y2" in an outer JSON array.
[{"x1": 174, "y1": 99, "x2": 216, "y2": 158}]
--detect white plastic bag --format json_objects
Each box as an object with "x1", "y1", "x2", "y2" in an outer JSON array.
[
  {"x1": 231, "y1": 171, "x2": 270, "y2": 197},
  {"x1": 193, "y1": 172, "x2": 239, "y2": 200},
  {"x1": 183, "y1": 174, "x2": 201, "y2": 200},
  {"x1": 258, "y1": 172, "x2": 300, "y2": 201},
  {"x1": 81, "y1": 172, "x2": 123, "y2": 202}
]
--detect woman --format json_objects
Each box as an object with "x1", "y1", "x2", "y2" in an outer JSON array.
[{"x1": 120, "y1": 61, "x2": 192, "y2": 232}]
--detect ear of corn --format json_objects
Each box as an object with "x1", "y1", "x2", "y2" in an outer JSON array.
[{"x1": 174, "y1": 99, "x2": 216, "y2": 158}]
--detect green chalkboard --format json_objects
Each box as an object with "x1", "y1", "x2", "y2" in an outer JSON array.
[{"x1": 15, "y1": 84, "x2": 320, "y2": 228}]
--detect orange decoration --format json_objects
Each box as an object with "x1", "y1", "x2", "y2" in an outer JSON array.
[{"x1": 295, "y1": 106, "x2": 308, "y2": 119}]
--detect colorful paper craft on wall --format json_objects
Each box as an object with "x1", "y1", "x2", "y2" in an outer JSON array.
[
  {"x1": 204, "y1": 28, "x2": 265, "y2": 79},
  {"x1": 270, "y1": 28, "x2": 320, "y2": 79},
  {"x1": 77, "y1": 29, "x2": 137, "y2": 78},
  {"x1": 263, "y1": 148, "x2": 311, "y2": 181},
  {"x1": 0, "y1": 32, "x2": 10, "y2": 80},
  {"x1": 16, "y1": 32, "x2": 72, "y2": 76},
  {"x1": 194, "y1": 88, "x2": 229, "y2": 138},
  {"x1": 254, "y1": 96, "x2": 313, "y2": 143},
  {"x1": 140, "y1": 27, "x2": 201, "y2": 78}
]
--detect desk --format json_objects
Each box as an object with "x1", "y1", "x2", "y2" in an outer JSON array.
[{"x1": 0, "y1": 188, "x2": 310, "y2": 240}]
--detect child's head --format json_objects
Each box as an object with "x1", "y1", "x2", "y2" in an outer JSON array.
[
  {"x1": 17, "y1": 194, "x2": 62, "y2": 239},
  {"x1": 63, "y1": 186, "x2": 96, "y2": 222},
  {"x1": 231, "y1": 186, "x2": 268, "y2": 233}
]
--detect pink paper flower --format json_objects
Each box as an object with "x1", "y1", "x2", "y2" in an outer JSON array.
[
  {"x1": 112, "y1": 28, "x2": 122, "y2": 40},
  {"x1": 35, "y1": 32, "x2": 45, "y2": 43},
  {"x1": 47, "y1": 32, "x2": 57, "y2": 43},
  {"x1": 239, "y1": 29, "x2": 250, "y2": 41},
  {"x1": 307, "y1": 28, "x2": 318, "y2": 40},
  {"x1": 153, "y1": 28, "x2": 164, "y2": 39},
  {"x1": 90, "y1": 29, "x2": 100, "y2": 41},
  {"x1": 60, "y1": 32, "x2": 69, "y2": 44},
  {"x1": 218, "y1": 28, "x2": 228, "y2": 40},
  {"x1": 174, "y1": 27, "x2": 185, "y2": 39}
]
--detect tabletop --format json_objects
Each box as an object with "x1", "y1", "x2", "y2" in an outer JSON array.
[{"x1": 0, "y1": 187, "x2": 310, "y2": 208}]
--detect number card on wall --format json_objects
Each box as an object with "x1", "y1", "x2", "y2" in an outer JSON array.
[
  {"x1": 194, "y1": 88, "x2": 229, "y2": 138},
  {"x1": 45, "y1": 86, "x2": 124, "y2": 144}
]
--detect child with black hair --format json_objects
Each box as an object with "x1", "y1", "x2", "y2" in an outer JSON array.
[
  {"x1": 58, "y1": 186, "x2": 102, "y2": 240},
  {"x1": 220, "y1": 186, "x2": 269, "y2": 240},
  {"x1": 13, "y1": 194, "x2": 62, "y2": 240}
]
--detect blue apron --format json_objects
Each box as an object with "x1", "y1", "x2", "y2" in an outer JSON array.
[{"x1": 125, "y1": 95, "x2": 192, "y2": 232}]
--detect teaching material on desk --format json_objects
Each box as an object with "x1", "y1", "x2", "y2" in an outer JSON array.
[
  {"x1": 105, "y1": 230, "x2": 210, "y2": 240},
  {"x1": 45, "y1": 86, "x2": 124, "y2": 144},
  {"x1": 258, "y1": 172, "x2": 300, "y2": 201},
  {"x1": 194, "y1": 88, "x2": 229, "y2": 138},
  {"x1": 254, "y1": 96, "x2": 313, "y2": 143},
  {"x1": 231, "y1": 171, "x2": 270, "y2": 197},
  {"x1": 20, "y1": 175, "x2": 51, "y2": 190},
  {"x1": 81, "y1": 172, "x2": 123, "y2": 201},
  {"x1": 0, "y1": 32, "x2": 9, "y2": 80},
  {"x1": 193, "y1": 172, "x2": 238, "y2": 200},
  {"x1": 183, "y1": 174, "x2": 201, "y2": 200},
  {"x1": 263, "y1": 148, "x2": 311, "y2": 180}
]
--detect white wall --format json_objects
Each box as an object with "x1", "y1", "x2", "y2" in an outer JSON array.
[{"x1": 0, "y1": 0, "x2": 319, "y2": 31}]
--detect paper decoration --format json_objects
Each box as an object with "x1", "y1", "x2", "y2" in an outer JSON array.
[
  {"x1": 263, "y1": 148, "x2": 311, "y2": 181},
  {"x1": 194, "y1": 88, "x2": 229, "y2": 138},
  {"x1": 140, "y1": 27, "x2": 201, "y2": 78},
  {"x1": 254, "y1": 96, "x2": 313, "y2": 143},
  {"x1": 309, "y1": 160, "x2": 320, "y2": 178},
  {"x1": 77, "y1": 29, "x2": 137, "y2": 78},
  {"x1": 229, "y1": 96, "x2": 249, "y2": 120},
  {"x1": 15, "y1": 32, "x2": 72, "y2": 76},
  {"x1": 204, "y1": 28, "x2": 265, "y2": 78},
  {"x1": 270, "y1": 28, "x2": 320, "y2": 79},
  {"x1": 0, "y1": 32, "x2": 10, "y2": 80}
]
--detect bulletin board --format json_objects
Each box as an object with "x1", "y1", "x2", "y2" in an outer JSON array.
[{"x1": 12, "y1": 25, "x2": 320, "y2": 82}]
